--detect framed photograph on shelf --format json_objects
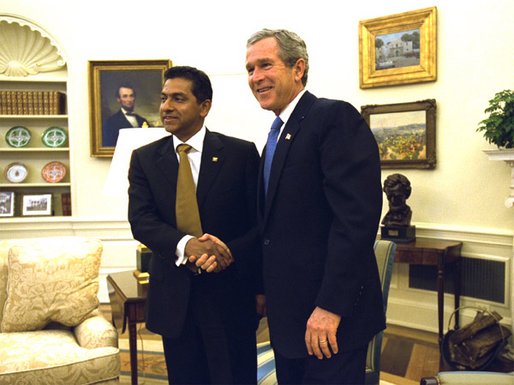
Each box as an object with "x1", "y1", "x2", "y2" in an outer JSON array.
[
  {"x1": 0, "y1": 192, "x2": 15, "y2": 217},
  {"x1": 361, "y1": 99, "x2": 436, "y2": 169},
  {"x1": 88, "y1": 59, "x2": 172, "y2": 157},
  {"x1": 22, "y1": 194, "x2": 52, "y2": 216},
  {"x1": 359, "y1": 7, "x2": 437, "y2": 88}
]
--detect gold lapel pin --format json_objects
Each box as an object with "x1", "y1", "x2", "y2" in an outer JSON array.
[
  {"x1": 212, "y1": 156, "x2": 219, "y2": 162},
  {"x1": 285, "y1": 133, "x2": 292, "y2": 140}
]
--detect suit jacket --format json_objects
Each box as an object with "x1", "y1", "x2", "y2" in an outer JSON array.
[
  {"x1": 103, "y1": 110, "x2": 150, "y2": 146},
  {"x1": 259, "y1": 91, "x2": 384, "y2": 358},
  {"x1": 128, "y1": 130, "x2": 260, "y2": 338}
]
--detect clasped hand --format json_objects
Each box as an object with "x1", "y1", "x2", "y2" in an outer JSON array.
[{"x1": 185, "y1": 233, "x2": 233, "y2": 273}]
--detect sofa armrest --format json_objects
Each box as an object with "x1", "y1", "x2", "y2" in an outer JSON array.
[
  {"x1": 74, "y1": 315, "x2": 118, "y2": 349},
  {"x1": 422, "y1": 371, "x2": 514, "y2": 385}
]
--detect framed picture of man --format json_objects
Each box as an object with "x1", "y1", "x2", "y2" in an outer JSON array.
[{"x1": 89, "y1": 59, "x2": 172, "y2": 157}]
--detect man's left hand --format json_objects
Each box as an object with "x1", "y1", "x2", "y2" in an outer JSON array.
[{"x1": 305, "y1": 306, "x2": 341, "y2": 359}]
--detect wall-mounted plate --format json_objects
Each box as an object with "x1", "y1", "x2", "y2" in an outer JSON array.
[
  {"x1": 42, "y1": 126, "x2": 67, "y2": 147},
  {"x1": 5, "y1": 162, "x2": 28, "y2": 183},
  {"x1": 41, "y1": 161, "x2": 66, "y2": 183},
  {"x1": 6, "y1": 126, "x2": 31, "y2": 148}
]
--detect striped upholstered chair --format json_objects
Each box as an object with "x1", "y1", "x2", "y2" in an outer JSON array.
[
  {"x1": 365, "y1": 239, "x2": 396, "y2": 385},
  {"x1": 257, "y1": 239, "x2": 397, "y2": 385}
]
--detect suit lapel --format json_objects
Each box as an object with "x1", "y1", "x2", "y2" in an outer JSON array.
[
  {"x1": 263, "y1": 91, "x2": 317, "y2": 223},
  {"x1": 155, "y1": 137, "x2": 179, "y2": 197},
  {"x1": 197, "y1": 130, "x2": 224, "y2": 207}
]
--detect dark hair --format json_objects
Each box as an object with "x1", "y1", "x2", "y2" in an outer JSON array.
[
  {"x1": 383, "y1": 173, "x2": 412, "y2": 199},
  {"x1": 163, "y1": 66, "x2": 213, "y2": 103},
  {"x1": 247, "y1": 28, "x2": 309, "y2": 86},
  {"x1": 115, "y1": 83, "x2": 135, "y2": 98}
]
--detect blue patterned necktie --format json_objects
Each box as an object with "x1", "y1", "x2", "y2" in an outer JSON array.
[{"x1": 263, "y1": 116, "x2": 284, "y2": 195}]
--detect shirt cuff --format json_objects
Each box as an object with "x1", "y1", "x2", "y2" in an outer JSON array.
[{"x1": 175, "y1": 235, "x2": 194, "y2": 267}]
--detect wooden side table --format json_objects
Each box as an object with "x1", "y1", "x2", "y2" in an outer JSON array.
[
  {"x1": 393, "y1": 238, "x2": 463, "y2": 343},
  {"x1": 107, "y1": 271, "x2": 148, "y2": 385}
]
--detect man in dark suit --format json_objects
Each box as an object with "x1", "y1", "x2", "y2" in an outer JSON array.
[
  {"x1": 245, "y1": 29, "x2": 384, "y2": 384},
  {"x1": 103, "y1": 84, "x2": 150, "y2": 146},
  {"x1": 128, "y1": 66, "x2": 261, "y2": 384}
]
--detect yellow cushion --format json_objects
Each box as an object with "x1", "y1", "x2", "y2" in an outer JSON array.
[{"x1": 0, "y1": 237, "x2": 102, "y2": 333}]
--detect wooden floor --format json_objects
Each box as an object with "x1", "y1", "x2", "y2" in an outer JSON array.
[{"x1": 381, "y1": 324, "x2": 440, "y2": 383}]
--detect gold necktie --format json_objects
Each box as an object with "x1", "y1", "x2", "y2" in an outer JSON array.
[{"x1": 175, "y1": 144, "x2": 203, "y2": 237}]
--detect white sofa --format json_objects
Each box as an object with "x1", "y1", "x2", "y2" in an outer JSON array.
[{"x1": 0, "y1": 237, "x2": 120, "y2": 385}]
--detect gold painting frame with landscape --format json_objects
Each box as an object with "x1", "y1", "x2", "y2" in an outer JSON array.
[
  {"x1": 359, "y1": 7, "x2": 437, "y2": 88},
  {"x1": 361, "y1": 99, "x2": 436, "y2": 169}
]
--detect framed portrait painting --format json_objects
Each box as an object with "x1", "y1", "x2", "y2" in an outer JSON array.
[
  {"x1": 361, "y1": 99, "x2": 436, "y2": 169},
  {"x1": 359, "y1": 7, "x2": 437, "y2": 88},
  {"x1": 89, "y1": 59, "x2": 172, "y2": 157}
]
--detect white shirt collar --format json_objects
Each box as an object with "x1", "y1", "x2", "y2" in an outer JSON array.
[
  {"x1": 173, "y1": 126, "x2": 206, "y2": 153},
  {"x1": 277, "y1": 89, "x2": 307, "y2": 124}
]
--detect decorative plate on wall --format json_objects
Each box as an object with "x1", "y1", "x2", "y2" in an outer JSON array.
[
  {"x1": 41, "y1": 161, "x2": 66, "y2": 183},
  {"x1": 5, "y1": 126, "x2": 31, "y2": 147},
  {"x1": 42, "y1": 126, "x2": 67, "y2": 147},
  {"x1": 5, "y1": 162, "x2": 28, "y2": 183}
]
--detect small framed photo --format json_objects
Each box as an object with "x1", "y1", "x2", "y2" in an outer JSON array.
[
  {"x1": 22, "y1": 194, "x2": 52, "y2": 216},
  {"x1": 0, "y1": 192, "x2": 15, "y2": 217},
  {"x1": 88, "y1": 59, "x2": 172, "y2": 157},
  {"x1": 359, "y1": 7, "x2": 437, "y2": 88},
  {"x1": 361, "y1": 99, "x2": 436, "y2": 169}
]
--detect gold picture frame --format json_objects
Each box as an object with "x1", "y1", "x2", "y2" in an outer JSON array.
[
  {"x1": 361, "y1": 99, "x2": 436, "y2": 169},
  {"x1": 359, "y1": 7, "x2": 437, "y2": 89},
  {"x1": 89, "y1": 59, "x2": 172, "y2": 157}
]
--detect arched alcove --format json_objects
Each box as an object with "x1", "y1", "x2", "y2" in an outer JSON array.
[{"x1": 0, "y1": 14, "x2": 66, "y2": 77}]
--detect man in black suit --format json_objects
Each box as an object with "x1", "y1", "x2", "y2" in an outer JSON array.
[
  {"x1": 128, "y1": 66, "x2": 261, "y2": 384},
  {"x1": 245, "y1": 29, "x2": 384, "y2": 384},
  {"x1": 103, "y1": 84, "x2": 150, "y2": 146}
]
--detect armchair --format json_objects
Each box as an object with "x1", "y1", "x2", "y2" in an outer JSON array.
[
  {"x1": 365, "y1": 239, "x2": 397, "y2": 385},
  {"x1": 0, "y1": 237, "x2": 120, "y2": 385}
]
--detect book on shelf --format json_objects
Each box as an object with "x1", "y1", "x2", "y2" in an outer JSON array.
[
  {"x1": 61, "y1": 192, "x2": 72, "y2": 216},
  {"x1": 0, "y1": 90, "x2": 66, "y2": 115}
]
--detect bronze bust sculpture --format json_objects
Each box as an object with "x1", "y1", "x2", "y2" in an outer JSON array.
[
  {"x1": 381, "y1": 173, "x2": 416, "y2": 242},
  {"x1": 382, "y1": 173, "x2": 412, "y2": 227}
]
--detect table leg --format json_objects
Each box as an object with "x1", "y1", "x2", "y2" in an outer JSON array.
[
  {"x1": 129, "y1": 319, "x2": 138, "y2": 385},
  {"x1": 454, "y1": 259, "x2": 461, "y2": 330},
  {"x1": 437, "y1": 261, "x2": 444, "y2": 344}
]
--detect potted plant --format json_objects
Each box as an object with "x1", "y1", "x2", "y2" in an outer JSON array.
[{"x1": 476, "y1": 89, "x2": 514, "y2": 148}]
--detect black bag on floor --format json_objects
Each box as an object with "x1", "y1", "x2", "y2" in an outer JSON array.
[{"x1": 441, "y1": 308, "x2": 511, "y2": 370}]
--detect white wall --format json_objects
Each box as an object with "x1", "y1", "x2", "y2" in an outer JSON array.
[
  {"x1": 1, "y1": 0, "x2": 513, "y2": 332},
  {"x1": 1, "y1": 0, "x2": 511, "y2": 229}
]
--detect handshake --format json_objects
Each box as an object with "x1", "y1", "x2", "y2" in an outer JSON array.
[{"x1": 185, "y1": 233, "x2": 233, "y2": 274}]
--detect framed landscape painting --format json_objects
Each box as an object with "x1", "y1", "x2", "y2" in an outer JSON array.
[
  {"x1": 359, "y1": 7, "x2": 437, "y2": 88},
  {"x1": 361, "y1": 99, "x2": 436, "y2": 169}
]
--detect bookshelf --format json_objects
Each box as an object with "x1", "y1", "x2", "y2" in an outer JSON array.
[{"x1": 0, "y1": 15, "x2": 71, "y2": 219}]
